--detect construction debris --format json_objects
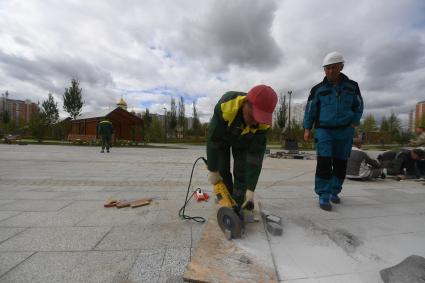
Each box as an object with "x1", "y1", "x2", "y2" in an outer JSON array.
[
  {"x1": 104, "y1": 198, "x2": 153, "y2": 209},
  {"x1": 268, "y1": 151, "x2": 316, "y2": 160},
  {"x1": 380, "y1": 255, "x2": 425, "y2": 283},
  {"x1": 239, "y1": 255, "x2": 251, "y2": 264},
  {"x1": 261, "y1": 209, "x2": 271, "y2": 220},
  {"x1": 267, "y1": 222, "x2": 283, "y2": 236},
  {"x1": 266, "y1": 214, "x2": 282, "y2": 225}
]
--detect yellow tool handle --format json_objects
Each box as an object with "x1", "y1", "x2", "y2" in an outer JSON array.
[{"x1": 213, "y1": 181, "x2": 237, "y2": 208}]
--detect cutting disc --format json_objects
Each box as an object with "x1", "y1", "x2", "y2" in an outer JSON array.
[{"x1": 217, "y1": 206, "x2": 243, "y2": 239}]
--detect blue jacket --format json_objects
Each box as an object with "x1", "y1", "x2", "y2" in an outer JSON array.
[{"x1": 303, "y1": 73, "x2": 363, "y2": 129}]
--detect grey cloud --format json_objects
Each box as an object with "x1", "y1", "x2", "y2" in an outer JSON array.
[
  {"x1": 365, "y1": 37, "x2": 425, "y2": 78},
  {"x1": 0, "y1": 50, "x2": 114, "y2": 94},
  {"x1": 176, "y1": 0, "x2": 282, "y2": 71}
]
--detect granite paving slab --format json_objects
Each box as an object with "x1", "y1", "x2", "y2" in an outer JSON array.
[
  {"x1": 0, "y1": 251, "x2": 139, "y2": 283},
  {"x1": 0, "y1": 200, "x2": 72, "y2": 212},
  {"x1": 0, "y1": 227, "x2": 110, "y2": 251},
  {"x1": 0, "y1": 251, "x2": 34, "y2": 277},
  {"x1": 95, "y1": 222, "x2": 191, "y2": 250}
]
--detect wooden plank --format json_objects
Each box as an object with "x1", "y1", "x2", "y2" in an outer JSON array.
[
  {"x1": 130, "y1": 199, "x2": 152, "y2": 208},
  {"x1": 183, "y1": 202, "x2": 278, "y2": 283},
  {"x1": 115, "y1": 200, "x2": 131, "y2": 208}
]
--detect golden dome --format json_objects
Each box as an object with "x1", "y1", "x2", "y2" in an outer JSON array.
[{"x1": 117, "y1": 97, "x2": 127, "y2": 106}]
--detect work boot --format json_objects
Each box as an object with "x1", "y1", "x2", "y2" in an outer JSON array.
[
  {"x1": 330, "y1": 194, "x2": 341, "y2": 204},
  {"x1": 107, "y1": 150, "x2": 110, "y2": 153},
  {"x1": 100, "y1": 150, "x2": 104, "y2": 153},
  {"x1": 319, "y1": 198, "x2": 332, "y2": 211}
]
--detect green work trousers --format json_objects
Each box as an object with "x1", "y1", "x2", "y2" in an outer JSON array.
[{"x1": 217, "y1": 145, "x2": 247, "y2": 207}]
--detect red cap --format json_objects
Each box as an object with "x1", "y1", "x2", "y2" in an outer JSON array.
[{"x1": 246, "y1": 84, "x2": 277, "y2": 125}]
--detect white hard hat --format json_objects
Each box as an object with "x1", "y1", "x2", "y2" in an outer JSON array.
[{"x1": 322, "y1": 51, "x2": 344, "y2": 67}]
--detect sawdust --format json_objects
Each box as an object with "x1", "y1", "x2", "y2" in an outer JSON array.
[
  {"x1": 291, "y1": 217, "x2": 362, "y2": 254},
  {"x1": 184, "y1": 205, "x2": 278, "y2": 283}
]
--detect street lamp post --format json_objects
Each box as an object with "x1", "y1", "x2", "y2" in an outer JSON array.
[
  {"x1": 287, "y1": 91, "x2": 292, "y2": 132},
  {"x1": 163, "y1": 107, "x2": 167, "y2": 143}
]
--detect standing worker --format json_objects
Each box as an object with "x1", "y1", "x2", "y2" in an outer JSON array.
[
  {"x1": 98, "y1": 119, "x2": 114, "y2": 153},
  {"x1": 207, "y1": 85, "x2": 277, "y2": 211},
  {"x1": 303, "y1": 52, "x2": 363, "y2": 211}
]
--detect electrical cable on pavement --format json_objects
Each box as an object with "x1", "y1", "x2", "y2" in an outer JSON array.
[{"x1": 178, "y1": 157, "x2": 208, "y2": 223}]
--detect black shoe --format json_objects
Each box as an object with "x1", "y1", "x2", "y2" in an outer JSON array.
[
  {"x1": 100, "y1": 150, "x2": 104, "y2": 153},
  {"x1": 330, "y1": 194, "x2": 340, "y2": 204},
  {"x1": 319, "y1": 198, "x2": 332, "y2": 211},
  {"x1": 380, "y1": 173, "x2": 386, "y2": 179},
  {"x1": 107, "y1": 150, "x2": 110, "y2": 153}
]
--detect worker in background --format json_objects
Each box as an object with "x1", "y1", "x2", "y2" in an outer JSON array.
[
  {"x1": 97, "y1": 119, "x2": 114, "y2": 153},
  {"x1": 378, "y1": 148, "x2": 425, "y2": 180},
  {"x1": 303, "y1": 52, "x2": 364, "y2": 211},
  {"x1": 346, "y1": 138, "x2": 384, "y2": 180},
  {"x1": 207, "y1": 85, "x2": 277, "y2": 210}
]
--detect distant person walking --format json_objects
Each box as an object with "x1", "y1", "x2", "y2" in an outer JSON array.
[
  {"x1": 346, "y1": 138, "x2": 384, "y2": 180},
  {"x1": 98, "y1": 119, "x2": 113, "y2": 153},
  {"x1": 303, "y1": 52, "x2": 364, "y2": 211}
]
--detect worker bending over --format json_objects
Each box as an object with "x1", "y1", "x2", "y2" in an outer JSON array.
[{"x1": 206, "y1": 85, "x2": 277, "y2": 210}]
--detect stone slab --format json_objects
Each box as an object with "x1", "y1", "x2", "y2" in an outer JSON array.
[
  {"x1": 127, "y1": 249, "x2": 165, "y2": 282},
  {"x1": 0, "y1": 200, "x2": 72, "y2": 212},
  {"x1": 183, "y1": 202, "x2": 278, "y2": 283},
  {"x1": 0, "y1": 251, "x2": 138, "y2": 283},
  {"x1": 0, "y1": 211, "x2": 21, "y2": 222},
  {"x1": 0, "y1": 211, "x2": 89, "y2": 227},
  {"x1": 266, "y1": 222, "x2": 283, "y2": 236},
  {"x1": 76, "y1": 209, "x2": 149, "y2": 226},
  {"x1": 0, "y1": 227, "x2": 110, "y2": 251},
  {"x1": 0, "y1": 251, "x2": 33, "y2": 277},
  {"x1": 0, "y1": 228, "x2": 26, "y2": 243},
  {"x1": 95, "y1": 222, "x2": 191, "y2": 250}
]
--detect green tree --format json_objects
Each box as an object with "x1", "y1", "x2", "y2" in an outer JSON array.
[
  {"x1": 149, "y1": 115, "x2": 165, "y2": 142},
  {"x1": 276, "y1": 93, "x2": 287, "y2": 130},
  {"x1": 177, "y1": 96, "x2": 186, "y2": 138},
  {"x1": 142, "y1": 108, "x2": 152, "y2": 143},
  {"x1": 169, "y1": 98, "x2": 177, "y2": 133},
  {"x1": 361, "y1": 114, "x2": 377, "y2": 132},
  {"x1": 28, "y1": 111, "x2": 48, "y2": 142},
  {"x1": 41, "y1": 93, "x2": 59, "y2": 125},
  {"x1": 395, "y1": 130, "x2": 414, "y2": 146},
  {"x1": 387, "y1": 112, "x2": 401, "y2": 135},
  {"x1": 192, "y1": 100, "x2": 201, "y2": 138},
  {"x1": 275, "y1": 93, "x2": 287, "y2": 145},
  {"x1": 1, "y1": 90, "x2": 11, "y2": 125},
  {"x1": 63, "y1": 79, "x2": 84, "y2": 119},
  {"x1": 380, "y1": 116, "x2": 390, "y2": 132}
]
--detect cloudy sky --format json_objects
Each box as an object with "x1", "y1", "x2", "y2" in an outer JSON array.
[{"x1": 1, "y1": 0, "x2": 424, "y2": 125}]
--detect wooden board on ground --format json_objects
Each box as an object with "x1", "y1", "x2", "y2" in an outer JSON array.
[
  {"x1": 183, "y1": 201, "x2": 278, "y2": 283},
  {"x1": 130, "y1": 198, "x2": 152, "y2": 208},
  {"x1": 115, "y1": 200, "x2": 131, "y2": 208}
]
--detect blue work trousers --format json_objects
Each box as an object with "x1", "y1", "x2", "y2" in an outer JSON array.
[{"x1": 314, "y1": 127, "x2": 354, "y2": 199}]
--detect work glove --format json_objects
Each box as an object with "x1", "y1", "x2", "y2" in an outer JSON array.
[
  {"x1": 242, "y1": 189, "x2": 254, "y2": 210},
  {"x1": 208, "y1": 171, "x2": 222, "y2": 185}
]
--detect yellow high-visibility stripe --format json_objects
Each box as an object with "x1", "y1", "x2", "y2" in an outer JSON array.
[{"x1": 220, "y1": 96, "x2": 246, "y2": 126}]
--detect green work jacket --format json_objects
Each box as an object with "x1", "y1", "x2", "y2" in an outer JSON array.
[
  {"x1": 98, "y1": 120, "x2": 113, "y2": 137},
  {"x1": 207, "y1": 91, "x2": 270, "y2": 191}
]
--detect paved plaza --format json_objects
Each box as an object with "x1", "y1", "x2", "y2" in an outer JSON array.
[{"x1": 0, "y1": 144, "x2": 425, "y2": 282}]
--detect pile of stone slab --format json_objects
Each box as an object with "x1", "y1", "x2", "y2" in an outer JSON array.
[
  {"x1": 268, "y1": 151, "x2": 316, "y2": 160},
  {"x1": 261, "y1": 209, "x2": 283, "y2": 236}
]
